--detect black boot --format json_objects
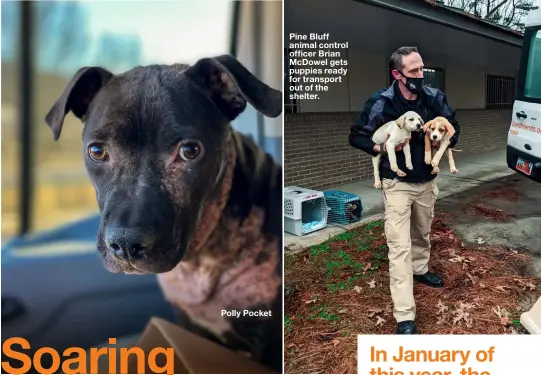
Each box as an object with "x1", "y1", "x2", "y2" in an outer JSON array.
[
  {"x1": 414, "y1": 271, "x2": 444, "y2": 287},
  {"x1": 396, "y1": 320, "x2": 419, "y2": 334}
]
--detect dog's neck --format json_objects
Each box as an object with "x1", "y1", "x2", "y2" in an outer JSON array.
[
  {"x1": 189, "y1": 131, "x2": 237, "y2": 254},
  {"x1": 156, "y1": 130, "x2": 281, "y2": 311}
]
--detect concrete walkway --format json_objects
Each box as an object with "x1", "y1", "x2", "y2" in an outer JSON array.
[{"x1": 284, "y1": 148, "x2": 515, "y2": 250}]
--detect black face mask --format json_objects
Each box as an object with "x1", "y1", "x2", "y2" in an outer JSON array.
[{"x1": 398, "y1": 70, "x2": 424, "y2": 95}]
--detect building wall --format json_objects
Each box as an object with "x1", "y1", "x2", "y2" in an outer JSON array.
[
  {"x1": 292, "y1": 49, "x2": 518, "y2": 113},
  {"x1": 284, "y1": 46, "x2": 518, "y2": 190},
  {"x1": 284, "y1": 109, "x2": 512, "y2": 190}
]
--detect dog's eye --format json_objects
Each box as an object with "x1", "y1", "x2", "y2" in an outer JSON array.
[
  {"x1": 179, "y1": 143, "x2": 201, "y2": 161},
  {"x1": 88, "y1": 144, "x2": 108, "y2": 162}
]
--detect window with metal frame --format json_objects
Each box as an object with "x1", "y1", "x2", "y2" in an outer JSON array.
[{"x1": 485, "y1": 74, "x2": 516, "y2": 109}]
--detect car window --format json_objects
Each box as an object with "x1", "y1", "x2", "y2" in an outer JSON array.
[{"x1": 524, "y1": 30, "x2": 541, "y2": 100}]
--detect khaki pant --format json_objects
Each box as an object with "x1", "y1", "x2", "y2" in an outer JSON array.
[{"x1": 381, "y1": 178, "x2": 439, "y2": 322}]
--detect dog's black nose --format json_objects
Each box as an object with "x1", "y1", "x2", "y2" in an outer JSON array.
[
  {"x1": 105, "y1": 227, "x2": 153, "y2": 261},
  {"x1": 432, "y1": 134, "x2": 437, "y2": 140}
]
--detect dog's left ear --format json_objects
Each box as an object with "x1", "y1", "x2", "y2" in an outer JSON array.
[
  {"x1": 443, "y1": 118, "x2": 456, "y2": 137},
  {"x1": 395, "y1": 114, "x2": 406, "y2": 129},
  {"x1": 185, "y1": 55, "x2": 282, "y2": 121}
]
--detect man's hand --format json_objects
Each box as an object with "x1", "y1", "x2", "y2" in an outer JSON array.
[{"x1": 373, "y1": 134, "x2": 411, "y2": 153}]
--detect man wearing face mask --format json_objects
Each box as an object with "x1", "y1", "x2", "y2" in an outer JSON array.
[{"x1": 349, "y1": 46, "x2": 460, "y2": 334}]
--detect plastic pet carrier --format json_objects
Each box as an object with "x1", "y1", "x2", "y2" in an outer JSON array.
[
  {"x1": 323, "y1": 190, "x2": 362, "y2": 225},
  {"x1": 284, "y1": 186, "x2": 328, "y2": 236}
]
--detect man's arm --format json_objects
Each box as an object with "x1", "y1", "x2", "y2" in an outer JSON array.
[
  {"x1": 349, "y1": 93, "x2": 386, "y2": 157},
  {"x1": 436, "y1": 91, "x2": 460, "y2": 148}
]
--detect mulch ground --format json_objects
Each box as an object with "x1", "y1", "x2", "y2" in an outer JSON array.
[{"x1": 284, "y1": 203, "x2": 541, "y2": 374}]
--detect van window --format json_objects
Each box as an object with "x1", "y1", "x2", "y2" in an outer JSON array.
[{"x1": 524, "y1": 30, "x2": 541, "y2": 100}]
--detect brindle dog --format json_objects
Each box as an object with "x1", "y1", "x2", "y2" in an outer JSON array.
[{"x1": 45, "y1": 55, "x2": 283, "y2": 372}]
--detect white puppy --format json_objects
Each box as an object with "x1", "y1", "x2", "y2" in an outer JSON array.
[{"x1": 371, "y1": 111, "x2": 424, "y2": 188}]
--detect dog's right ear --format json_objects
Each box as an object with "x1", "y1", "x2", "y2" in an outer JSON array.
[
  {"x1": 45, "y1": 67, "x2": 113, "y2": 141},
  {"x1": 423, "y1": 119, "x2": 434, "y2": 133}
]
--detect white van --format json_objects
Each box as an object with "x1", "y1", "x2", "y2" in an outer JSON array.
[{"x1": 507, "y1": 8, "x2": 541, "y2": 182}]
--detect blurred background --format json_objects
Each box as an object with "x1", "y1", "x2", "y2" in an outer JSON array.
[
  {"x1": 1, "y1": 0, "x2": 282, "y2": 368},
  {"x1": 2, "y1": 0, "x2": 283, "y2": 243}
]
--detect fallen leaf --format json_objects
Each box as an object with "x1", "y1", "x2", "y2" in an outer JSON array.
[
  {"x1": 367, "y1": 278, "x2": 377, "y2": 288},
  {"x1": 305, "y1": 298, "x2": 317, "y2": 304},
  {"x1": 514, "y1": 279, "x2": 536, "y2": 291},
  {"x1": 436, "y1": 315, "x2": 447, "y2": 325},
  {"x1": 338, "y1": 309, "x2": 348, "y2": 313},
  {"x1": 460, "y1": 302, "x2": 476, "y2": 310},
  {"x1": 479, "y1": 282, "x2": 486, "y2": 288},
  {"x1": 375, "y1": 316, "x2": 386, "y2": 326},
  {"x1": 353, "y1": 286, "x2": 362, "y2": 294},
  {"x1": 436, "y1": 300, "x2": 449, "y2": 314},
  {"x1": 494, "y1": 286, "x2": 507, "y2": 293},
  {"x1": 287, "y1": 343, "x2": 297, "y2": 348},
  {"x1": 363, "y1": 263, "x2": 372, "y2": 273},
  {"x1": 331, "y1": 339, "x2": 340, "y2": 346},
  {"x1": 492, "y1": 306, "x2": 510, "y2": 320},
  {"x1": 367, "y1": 308, "x2": 384, "y2": 318},
  {"x1": 476, "y1": 237, "x2": 485, "y2": 244}
]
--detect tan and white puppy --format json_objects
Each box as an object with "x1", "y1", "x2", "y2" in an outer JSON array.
[
  {"x1": 371, "y1": 111, "x2": 424, "y2": 188},
  {"x1": 423, "y1": 116, "x2": 459, "y2": 175}
]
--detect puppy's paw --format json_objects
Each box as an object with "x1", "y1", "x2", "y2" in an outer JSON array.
[
  {"x1": 451, "y1": 167, "x2": 459, "y2": 174},
  {"x1": 396, "y1": 169, "x2": 407, "y2": 177},
  {"x1": 431, "y1": 159, "x2": 440, "y2": 168},
  {"x1": 424, "y1": 154, "x2": 432, "y2": 165},
  {"x1": 406, "y1": 161, "x2": 413, "y2": 170},
  {"x1": 431, "y1": 166, "x2": 440, "y2": 174},
  {"x1": 374, "y1": 179, "x2": 382, "y2": 189}
]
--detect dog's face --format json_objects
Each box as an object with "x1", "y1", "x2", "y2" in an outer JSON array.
[
  {"x1": 397, "y1": 111, "x2": 423, "y2": 132},
  {"x1": 45, "y1": 56, "x2": 282, "y2": 274},
  {"x1": 423, "y1": 116, "x2": 455, "y2": 143}
]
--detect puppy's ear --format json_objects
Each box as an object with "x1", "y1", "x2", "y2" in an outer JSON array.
[
  {"x1": 184, "y1": 54, "x2": 282, "y2": 121},
  {"x1": 45, "y1": 67, "x2": 113, "y2": 141},
  {"x1": 443, "y1": 118, "x2": 456, "y2": 137},
  {"x1": 423, "y1": 119, "x2": 434, "y2": 133},
  {"x1": 395, "y1": 114, "x2": 406, "y2": 129}
]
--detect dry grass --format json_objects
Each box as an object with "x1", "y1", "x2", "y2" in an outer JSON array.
[{"x1": 284, "y1": 211, "x2": 541, "y2": 374}]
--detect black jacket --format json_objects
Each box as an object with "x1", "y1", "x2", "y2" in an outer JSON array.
[{"x1": 349, "y1": 80, "x2": 461, "y2": 183}]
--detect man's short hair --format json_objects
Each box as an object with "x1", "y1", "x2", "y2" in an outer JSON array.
[{"x1": 390, "y1": 46, "x2": 419, "y2": 71}]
